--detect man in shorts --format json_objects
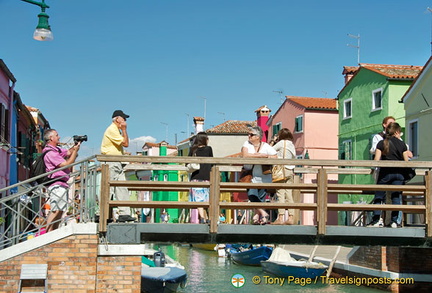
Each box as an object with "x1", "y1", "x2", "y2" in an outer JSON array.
[{"x1": 43, "y1": 129, "x2": 80, "y2": 232}]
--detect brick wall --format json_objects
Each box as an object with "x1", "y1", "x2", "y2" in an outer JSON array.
[
  {"x1": 348, "y1": 246, "x2": 383, "y2": 270},
  {"x1": 387, "y1": 247, "x2": 432, "y2": 274},
  {"x1": 349, "y1": 246, "x2": 432, "y2": 274},
  {"x1": 0, "y1": 234, "x2": 141, "y2": 293},
  {"x1": 96, "y1": 256, "x2": 141, "y2": 292}
]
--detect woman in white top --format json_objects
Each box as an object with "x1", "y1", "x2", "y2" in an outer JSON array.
[
  {"x1": 270, "y1": 128, "x2": 296, "y2": 225},
  {"x1": 241, "y1": 126, "x2": 277, "y2": 225}
]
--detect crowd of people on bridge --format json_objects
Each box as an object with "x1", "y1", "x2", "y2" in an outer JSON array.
[{"x1": 37, "y1": 110, "x2": 411, "y2": 233}]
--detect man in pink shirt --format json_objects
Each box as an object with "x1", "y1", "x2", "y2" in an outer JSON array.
[{"x1": 43, "y1": 129, "x2": 80, "y2": 232}]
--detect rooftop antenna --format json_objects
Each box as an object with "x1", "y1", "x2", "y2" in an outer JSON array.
[
  {"x1": 160, "y1": 122, "x2": 168, "y2": 142},
  {"x1": 273, "y1": 89, "x2": 284, "y2": 104},
  {"x1": 199, "y1": 96, "x2": 207, "y2": 127},
  {"x1": 218, "y1": 112, "x2": 226, "y2": 121},
  {"x1": 322, "y1": 91, "x2": 328, "y2": 98},
  {"x1": 428, "y1": 7, "x2": 432, "y2": 55},
  {"x1": 347, "y1": 33, "x2": 360, "y2": 64},
  {"x1": 185, "y1": 113, "x2": 190, "y2": 138}
]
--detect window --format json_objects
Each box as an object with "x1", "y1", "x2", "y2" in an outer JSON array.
[
  {"x1": 341, "y1": 140, "x2": 352, "y2": 160},
  {"x1": 0, "y1": 103, "x2": 10, "y2": 142},
  {"x1": 343, "y1": 99, "x2": 352, "y2": 119},
  {"x1": 408, "y1": 120, "x2": 418, "y2": 157},
  {"x1": 372, "y1": 88, "x2": 383, "y2": 111},
  {"x1": 272, "y1": 123, "x2": 281, "y2": 137},
  {"x1": 295, "y1": 115, "x2": 303, "y2": 133}
]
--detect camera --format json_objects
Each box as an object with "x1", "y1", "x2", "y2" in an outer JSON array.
[{"x1": 73, "y1": 135, "x2": 88, "y2": 144}]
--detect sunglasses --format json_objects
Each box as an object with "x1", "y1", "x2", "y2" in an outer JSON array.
[{"x1": 248, "y1": 133, "x2": 258, "y2": 137}]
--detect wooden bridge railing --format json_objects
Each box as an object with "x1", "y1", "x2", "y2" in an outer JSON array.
[{"x1": 96, "y1": 155, "x2": 432, "y2": 239}]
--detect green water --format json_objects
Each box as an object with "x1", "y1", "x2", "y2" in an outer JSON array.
[{"x1": 152, "y1": 244, "x2": 384, "y2": 293}]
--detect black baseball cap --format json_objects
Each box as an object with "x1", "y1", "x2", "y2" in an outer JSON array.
[{"x1": 112, "y1": 110, "x2": 130, "y2": 119}]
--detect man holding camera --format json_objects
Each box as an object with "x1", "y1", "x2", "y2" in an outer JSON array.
[
  {"x1": 43, "y1": 129, "x2": 80, "y2": 232},
  {"x1": 101, "y1": 110, "x2": 136, "y2": 222}
]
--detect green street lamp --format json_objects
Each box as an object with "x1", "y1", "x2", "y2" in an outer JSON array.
[{"x1": 21, "y1": 0, "x2": 53, "y2": 41}]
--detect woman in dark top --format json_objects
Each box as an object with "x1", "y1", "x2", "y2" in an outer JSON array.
[
  {"x1": 188, "y1": 132, "x2": 213, "y2": 224},
  {"x1": 369, "y1": 122, "x2": 409, "y2": 228}
]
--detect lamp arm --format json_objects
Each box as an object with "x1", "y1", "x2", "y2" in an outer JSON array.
[{"x1": 21, "y1": 0, "x2": 50, "y2": 9}]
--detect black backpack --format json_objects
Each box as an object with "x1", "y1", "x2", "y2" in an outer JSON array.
[{"x1": 31, "y1": 149, "x2": 59, "y2": 185}]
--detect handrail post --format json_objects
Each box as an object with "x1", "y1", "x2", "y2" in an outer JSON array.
[
  {"x1": 316, "y1": 168, "x2": 328, "y2": 235},
  {"x1": 425, "y1": 171, "x2": 432, "y2": 237},
  {"x1": 209, "y1": 166, "x2": 220, "y2": 233},
  {"x1": 99, "y1": 163, "x2": 110, "y2": 233}
]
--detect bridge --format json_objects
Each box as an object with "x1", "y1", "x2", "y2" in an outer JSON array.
[
  {"x1": 1, "y1": 155, "x2": 431, "y2": 250},
  {"x1": 96, "y1": 155, "x2": 432, "y2": 247}
]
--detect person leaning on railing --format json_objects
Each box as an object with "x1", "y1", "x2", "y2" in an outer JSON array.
[
  {"x1": 100, "y1": 110, "x2": 136, "y2": 223},
  {"x1": 368, "y1": 122, "x2": 409, "y2": 228},
  {"x1": 269, "y1": 128, "x2": 296, "y2": 225},
  {"x1": 241, "y1": 126, "x2": 277, "y2": 225}
]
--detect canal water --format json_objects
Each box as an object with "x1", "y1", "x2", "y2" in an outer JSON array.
[{"x1": 152, "y1": 244, "x2": 384, "y2": 293}]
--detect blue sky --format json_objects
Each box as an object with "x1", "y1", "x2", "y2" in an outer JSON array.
[{"x1": 2, "y1": 0, "x2": 432, "y2": 157}]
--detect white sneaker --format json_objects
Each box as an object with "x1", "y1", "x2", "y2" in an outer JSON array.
[
  {"x1": 367, "y1": 218, "x2": 383, "y2": 227},
  {"x1": 390, "y1": 222, "x2": 399, "y2": 228}
]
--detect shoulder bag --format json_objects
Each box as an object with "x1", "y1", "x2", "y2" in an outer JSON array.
[{"x1": 272, "y1": 141, "x2": 288, "y2": 183}]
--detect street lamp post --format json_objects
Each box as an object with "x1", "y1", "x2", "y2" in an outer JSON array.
[{"x1": 21, "y1": 0, "x2": 54, "y2": 41}]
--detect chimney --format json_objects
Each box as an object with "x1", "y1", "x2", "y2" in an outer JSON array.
[
  {"x1": 255, "y1": 105, "x2": 271, "y2": 142},
  {"x1": 193, "y1": 116, "x2": 205, "y2": 133},
  {"x1": 342, "y1": 66, "x2": 359, "y2": 84}
]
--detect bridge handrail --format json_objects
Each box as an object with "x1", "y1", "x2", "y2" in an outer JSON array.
[
  {"x1": 0, "y1": 155, "x2": 99, "y2": 250},
  {"x1": 96, "y1": 155, "x2": 432, "y2": 238}
]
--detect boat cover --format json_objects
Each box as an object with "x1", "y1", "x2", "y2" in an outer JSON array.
[
  {"x1": 141, "y1": 267, "x2": 187, "y2": 283},
  {"x1": 268, "y1": 247, "x2": 296, "y2": 262}
]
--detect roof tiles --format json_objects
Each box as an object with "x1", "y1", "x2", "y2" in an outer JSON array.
[
  {"x1": 206, "y1": 120, "x2": 257, "y2": 134},
  {"x1": 352, "y1": 63, "x2": 422, "y2": 79},
  {"x1": 286, "y1": 96, "x2": 337, "y2": 110}
]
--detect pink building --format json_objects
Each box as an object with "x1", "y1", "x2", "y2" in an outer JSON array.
[
  {"x1": 268, "y1": 96, "x2": 339, "y2": 225},
  {"x1": 0, "y1": 60, "x2": 16, "y2": 191}
]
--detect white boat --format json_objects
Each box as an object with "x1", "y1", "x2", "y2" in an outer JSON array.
[{"x1": 261, "y1": 247, "x2": 328, "y2": 278}]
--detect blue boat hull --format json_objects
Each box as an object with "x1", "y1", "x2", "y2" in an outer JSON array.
[
  {"x1": 230, "y1": 246, "x2": 273, "y2": 266},
  {"x1": 141, "y1": 267, "x2": 187, "y2": 293},
  {"x1": 261, "y1": 260, "x2": 327, "y2": 279}
]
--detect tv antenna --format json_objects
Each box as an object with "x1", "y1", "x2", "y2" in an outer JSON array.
[
  {"x1": 218, "y1": 112, "x2": 226, "y2": 121},
  {"x1": 273, "y1": 89, "x2": 284, "y2": 104},
  {"x1": 427, "y1": 7, "x2": 432, "y2": 55},
  {"x1": 347, "y1": 33, "x2": 360, "y2": 64}
]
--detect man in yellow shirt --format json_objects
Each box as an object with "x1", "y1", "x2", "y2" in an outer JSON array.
[{"x1": 101, "y1": 110, "x2": 136, "y2": 222}]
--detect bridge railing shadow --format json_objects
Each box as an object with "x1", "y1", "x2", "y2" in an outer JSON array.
[{"x1": 96, "y1": 155, "x2": 432, "y2": 240}]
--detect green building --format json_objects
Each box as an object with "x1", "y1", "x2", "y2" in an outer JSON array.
[{"x1": 337, "y1": 63, "x2": 422, "y2": 223}]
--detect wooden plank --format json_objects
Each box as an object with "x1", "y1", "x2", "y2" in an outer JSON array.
[
  {"x1": 109, "y1": 201, "x2": 209, "y2": 209},
  {"x1": 220, "y1": 202, "x2": 317, "y2": 210},
  {"x1": 209, "y1": 166, "x2": 220, "y2": 233},
  {"x1": 99, "y1": 164, "x2": 110, "y2": 233},
  {"x1": 110, "y1": 180, "x2": 211, "y2": 188},
  {"x1": 124, "y1": 163, "x2": 242, "y2": 172},
  {"x1": 106, "y1": 200, "x2": 318, "y2": 211},
  {"x1": 316, "y1": 169, "x2": 327, "y2": 235},
  {"x1": 327, "y1": 184, "x2": 425, "y2": 192},
  {"x1": 96, "y1": 155, "x2": 432, "y2": 169},
  {"x1": 327, "y1": 203, "x2": 426, "y2": 213},
  {"x1": 425, "y1": 171, "x2": 432, "y2": 237}
]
